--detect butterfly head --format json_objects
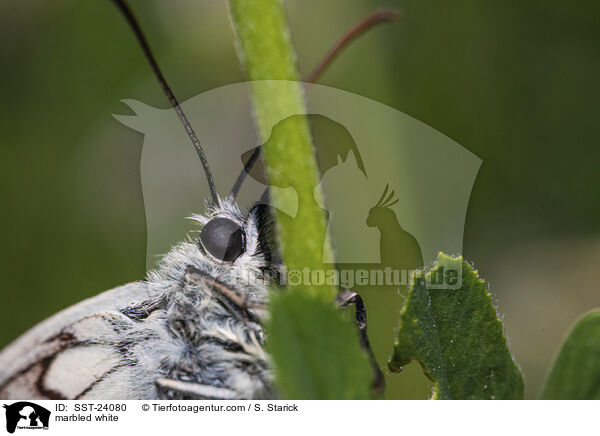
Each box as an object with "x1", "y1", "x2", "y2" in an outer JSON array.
[{"x1": 186, "y1": 197, "x2": 278, "y2": 284}]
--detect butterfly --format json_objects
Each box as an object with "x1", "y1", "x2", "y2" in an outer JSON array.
[{"x1": 0, "y1": 0, "x2": 397, "y2": 400}]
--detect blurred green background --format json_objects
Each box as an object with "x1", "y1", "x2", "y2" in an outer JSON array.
[{"x1": 1, "y1": 0, "x2": 598, "y2": 399}]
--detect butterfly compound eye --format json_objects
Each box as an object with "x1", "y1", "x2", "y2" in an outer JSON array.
[{"x1": 199, "y1": 217, "x2": 246, "y2": 262}]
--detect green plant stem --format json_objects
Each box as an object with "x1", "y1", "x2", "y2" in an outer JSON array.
[{"x1": 229, "y1": 0, "x2": 334, "y2": 300}]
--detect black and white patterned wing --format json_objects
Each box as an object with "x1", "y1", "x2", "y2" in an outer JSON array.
[{"x1": 0, "y1": 282, "x2": 166, "y2": 400}]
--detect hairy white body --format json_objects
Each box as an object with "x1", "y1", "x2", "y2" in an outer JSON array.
[{"x1": 0, "y1": 198, "x2": 277, "y2": 400}]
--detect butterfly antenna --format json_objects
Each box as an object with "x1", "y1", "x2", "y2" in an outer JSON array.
[
  {"x1": 306, "y1": 9, "x2": 402, "y2": 84},
  {"x1": 230, "y1": 9, "x2": 402, "y2": 199},
  {"x1": 111, "y1": 0, "x2": 219, "y2": 204},
  {"x1": 230, "y1": 147, "x2": 262, "y2": 200}
]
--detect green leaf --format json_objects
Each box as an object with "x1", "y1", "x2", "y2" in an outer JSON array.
[
  {"x1": 541, "y1": 310, "x2": 600, "y2": 399},
  {"x1": 389, "y1": 253, "x2": 524, "y2": 399},
  {"x1": 268, "y1": 291, "x2": 372, "y2": 399}
]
